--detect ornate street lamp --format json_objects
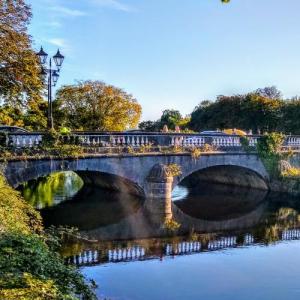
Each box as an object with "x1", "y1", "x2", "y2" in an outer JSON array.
[
  {"x1": 37, "y1": 47, "x2": 48, "y2": 64},
  {"x1": 37, "y1": 46, "x2": 65, "y2": 129}
]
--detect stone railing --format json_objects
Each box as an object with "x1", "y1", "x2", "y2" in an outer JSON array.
[
  {"x1": 65, "y1": 228, "x2": 300, "y2": 266},
  {"x1": 5, "y1": 131, "x2": 300, "y2": 151}
]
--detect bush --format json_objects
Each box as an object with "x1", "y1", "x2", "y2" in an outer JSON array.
[
  {"x1": 0, "y1": 175, "x2": 43, "y2": 234},
  {"x1": 281, "y1": 167, "x2": 300, "y2": 178},
  {"x1": 257, "y1": 133, "x2": 286, "y2": 178},
  {"x1": 53, "y1": 145, "x2": 84, "y2": 158},
  {"x1": 166, "y1": 164, "x2": 182, "y2": 177},
  {"x1": 0, "y1": 233, "x2": 96, "y2": 300},
  {"x1": 0, "y1": 174, "x2": 96, "y2": 299},
  {"x1": 41, "y1": 129, "x2": 60, "y2": 148},
  {"x1": 163, "y1": 219, "x2": 181, "y2": 233},
  {"x1": 189, "y1": 147, "x2": 201, "y2": 159},
  {"x1": 60, "y1": 127, "x2": 71, "y2": 135},
  {"x1": 257, "y1": 132, "x2": 285, "y2": 158},
  {"x1": 202, "y1": 143, "x2": 214, "y2": 152},
  {"x1": 240, "y1": 136, "x2": 251, "y2": 152}
]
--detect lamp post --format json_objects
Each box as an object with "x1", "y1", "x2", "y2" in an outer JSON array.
[{"x1": 37, "y1": 47, "x2": 64, "y2": 129}]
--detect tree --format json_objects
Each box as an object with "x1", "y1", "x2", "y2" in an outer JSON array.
[
  {"x1": 53, "y1": 80, "x2": 142, "y2": 131},
  {"x1": 190, "y1": 88, "x2": 283, "y2": 133},
  {"x1": 160, "y1": 109, "x2": 182, "y2": 130},
  {"x1": 0, "y1": 0, "x2": 43, "y2": 107},
  {"x1": 255, "y1": 86, "x2": 282, "y2": 100},
  {"x1": 281, "y1": 97, "x2": 300, "y2": 135},
  {"x1": 139, "y1": 120, "x2": 160, "y2": 132},
  {"x1": 242, "y1": 93, "x2": 282, "y2": 132},
  {"x1": 190, "y1": 96, "x2": 245, "y2": 131}
]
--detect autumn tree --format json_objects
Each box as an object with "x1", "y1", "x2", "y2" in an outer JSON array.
[
  {"x1": 0, "y1": 0, "x2": 43, "y2": 105},
  {"x1": 53, "y1": 81, "x2": 142, "y2": 131},
  {"x1": 0, "y1": 0, "x2": 47, "y2": 129}
]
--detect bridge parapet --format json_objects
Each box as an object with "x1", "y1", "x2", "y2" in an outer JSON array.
[
  {"x1": 7, "y1": 132, "x2": 300, "y2": 150},
  {"x1": 6, "y1": 132, "x2": 300, "y2": 151}
]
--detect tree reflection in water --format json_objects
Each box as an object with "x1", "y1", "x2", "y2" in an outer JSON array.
[{"x1": 20, "y1": 171, "x2": 83, "y2": 209}]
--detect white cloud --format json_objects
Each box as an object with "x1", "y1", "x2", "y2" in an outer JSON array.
[
  {"x1": 48, "y1": 38, "x2": 68, "y2": 48},
  {"x1": 51, "y1": 6, "x2": 87, "y2": 17},
  {"x1": 91, "y1": 0, "x2": 134, "y2": 12}
]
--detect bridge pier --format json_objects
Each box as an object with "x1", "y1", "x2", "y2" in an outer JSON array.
[{"x1": 144, "y1": 164, "x2": 173, "y2": 224}]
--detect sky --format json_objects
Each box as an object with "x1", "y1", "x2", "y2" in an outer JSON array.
[{"x1": 27, "y1": 0, "x2": 300, "y2": 121}]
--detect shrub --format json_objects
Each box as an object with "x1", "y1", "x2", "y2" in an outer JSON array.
[
  {"x1": 138, "y1": 143, "x2": 153, "y2": 153},
  {"x1": 0, "y1": 233, "x2": 96, "y2": 300},
  {"x1": 41, "y1": 129, "x2": 60, "y2": 148},
  {"x1": 163, "y1": 219, "x2": 181, "y2": 232},
  {"x1": 52, "y1": 145, "x2": 84, "y2": 158},
  {"x1": 189, "y1": 147, "x2": 201, "y2": 159},
  {"x1": 167, "y1": 164, "x2": 182, "y2": 177},
  {"x1": 281, "y1": 167, "x2": 300, "y2": 178},
  {"x1": 125, "y1": 146, "x2": 135, "y2": 154},
  {"x1": 60, "y1": 127, "x2": 71, "y2": 135},
  {"x1": 257, "y1": 133, "x2": 286, "y2": 178},
  {"x1": 202, "y1": 143, "x2": 214, "y2": 152},
  {"x1": 257, "y1": 132, "x2": 285, "y2": 158},
  {"x1": 0, "y1": 175, "x2": 43, "y2": 234},
  {"x1": 240, "y1": 136, "x2": 251, "y2": 152},
  {"x1": 0, "y1": 174, "x2": 96, "y2": 299}
]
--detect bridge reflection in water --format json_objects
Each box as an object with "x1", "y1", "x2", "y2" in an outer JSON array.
[
  {"x1": 66, "y1": 228, "x2": 300, "y2": 267},
  {"x1": 19, "y1": 171, "x2": 300, "y2": 269}
]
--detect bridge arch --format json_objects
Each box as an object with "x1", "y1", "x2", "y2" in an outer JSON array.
[
  {"x1": 172, "y1": 154, "x2": 269, "y2": 190},
  {"x1": 3, "y1": 153, "x2": 270, "y2": 197},
  {"x1": 177, "y1": 165, "x2": 269, "y2": 190}
]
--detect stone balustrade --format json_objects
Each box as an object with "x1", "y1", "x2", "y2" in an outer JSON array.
[
  {"x1": 5, "y1": 132, "x2": 300, "y2": 151},
  {"x1": 66, "y1": 228, "x2": 300, "y2": 266}
]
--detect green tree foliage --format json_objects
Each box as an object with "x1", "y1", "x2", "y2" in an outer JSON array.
[
  {"x1": 281, "y1": 97, "x2": 300, "y2": 134},
  {"x1": 257, "y1": 132, "x2": 285, "y2": 158},
  {"x1": 0, "y1": 174, "x2": 42, "y2": 234},
  {"x1": 160, "y1": 109, "x2": 182, "y2": 130},
  {"x1": 0, "y1": 174, "x2": 96, "y2": 299},
  {"x1": 190, "y1": 87, "x2": 283, "y2": 133},
  {"x1": 139, "y1": 120, "x2": 161, "y2": 132},
  {"x1": 53, "y1": 80, "x2": 142, "y2": 131},
  {"x1": 22, "y1": 172, "x2": 83, "y2": 209},
  {"x1": 0, "y1": 233, "x2": 96, "y2": 299},
  {"x1": 139, "y1": 110, "x2": 190, "y2": 132}
]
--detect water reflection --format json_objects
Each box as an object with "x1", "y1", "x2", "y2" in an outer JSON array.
[
  {"x1": 21, "y1": 172, "x2": 300, "y2": 258},
  {"x1": 41, "y1": 185, "x2": 143, "y2": 230},
  {"x1": 21, "y1": 172, "x2": 300, "y2": 300},
  {"x1": 21, "y1": 171, "x2": 83, "y2": 209}
]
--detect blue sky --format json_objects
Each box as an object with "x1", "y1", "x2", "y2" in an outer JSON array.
[{"x1": 28, "y1": 0, "x2": 300, "y2": 120}]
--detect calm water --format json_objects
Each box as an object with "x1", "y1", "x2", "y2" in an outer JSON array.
[{"x1": 21, "y1": 172, "x2": 300, "y2": 300}]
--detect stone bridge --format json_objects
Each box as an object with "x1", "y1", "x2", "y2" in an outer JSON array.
[
  {"x1": 4, "y1": 131, "x2": 300, "y2": 204},
  {"x1": 4, "y1": 152, "x2": 269, "y2": 196}
]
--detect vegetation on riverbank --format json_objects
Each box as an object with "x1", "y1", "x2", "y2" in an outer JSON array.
[
  {"x1": 0, "y1": 174, "x2": 96, "y2": 299},
  {"x1": 254, "y1": 132, "x2": 300, "y2": 194}
]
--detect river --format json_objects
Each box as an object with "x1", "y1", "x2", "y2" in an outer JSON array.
[{"x1": 20, "y1": 171, "x2": 300, "y2": 300}]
